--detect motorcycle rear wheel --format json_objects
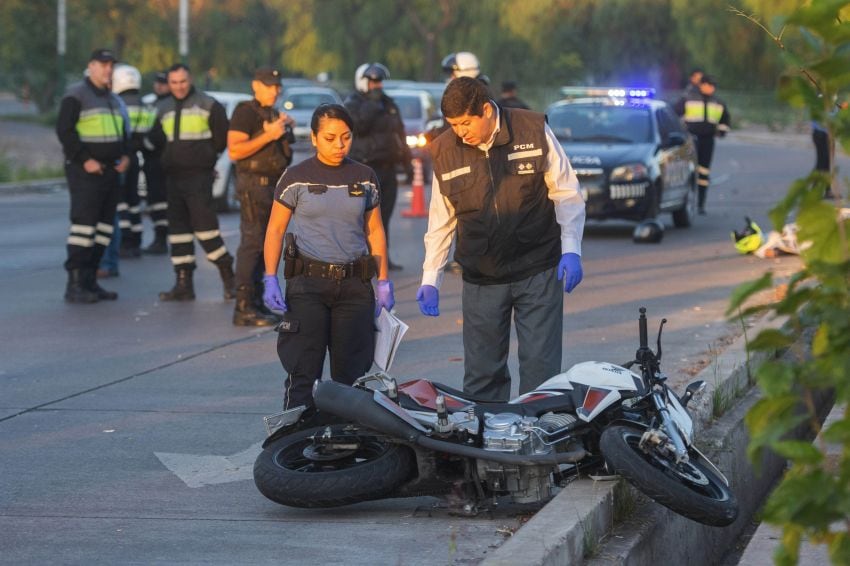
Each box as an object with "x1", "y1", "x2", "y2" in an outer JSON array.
[
  {"x1": 253, "y1": 425, "x2": 416, "y2": 508},
  {"x1": 600, "y1": 425, "x2": 738, "y2": 526}
]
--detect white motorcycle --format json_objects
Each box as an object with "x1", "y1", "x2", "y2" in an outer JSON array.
[{"x1": 254, "y1": 308, "x2": 739, "y2": 527}]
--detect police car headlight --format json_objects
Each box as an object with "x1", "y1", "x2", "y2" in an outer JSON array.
[
  {"x1": 610, "y1": 163, "x2": 648, "y2": 182},
  {"x1": 407, "y1": 133, "x2": 427, "y2": 149}
]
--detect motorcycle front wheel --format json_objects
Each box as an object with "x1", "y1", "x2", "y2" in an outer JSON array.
[
  {"x1": 253, "y1": 425, "x2": 416, "y2": 508},
  {"x1": 600, "y1": 425, "x2": 738, "y2": 526}
]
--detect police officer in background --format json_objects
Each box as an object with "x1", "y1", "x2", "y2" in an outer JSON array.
[
  {"x1": 344, "y1": 63, "x2": 410, "y2": 271},
  {"x1": 149, "y1": 63, "x2": 235, "y2": 301},
  {"x1": 111, "y1": 64, "x2": 150, "y2": 258},
  {"x1": 141, "y1": 72, "x2": 171, "y2": 255},
  {"x1": 56, "y1": 48, "x2": 130, "y2": 303},
  {"x1": 674, "y1": 74, "x2": 730, "y2": 214},
  {"x1": 227, "y1": 68, "x2": 295, "y2": 326}
]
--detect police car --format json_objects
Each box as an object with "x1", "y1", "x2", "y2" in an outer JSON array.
[{"x1": 546, "y1": 87, "x2": 697, "y2": 227}]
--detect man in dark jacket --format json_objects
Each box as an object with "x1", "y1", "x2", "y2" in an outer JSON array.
[
  {"x1": 344, "y1": 63, "x2": 410, "y2": 270},
  {"x1": 56, "y1": 48, "x2": 130, "y2": 303},
  {"x1": 149, "y1": 63, "x2": 234, "y2": 301},
  {"x1": 417, "y1": 77, "x2": 586, "y2": 401}
]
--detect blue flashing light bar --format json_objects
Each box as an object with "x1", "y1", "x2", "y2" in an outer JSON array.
[{"x1": 560, "y1": 86, "x2": 655, "y2": 99}]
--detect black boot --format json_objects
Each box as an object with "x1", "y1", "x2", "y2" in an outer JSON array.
[
  {"x1": 84, "y1": 268, "x2": 118, "y2": 300},
  {"x1": 233, "y1": 286, "x2": 278, "y2": 326},
  {"x1": 697, "y1": 186, "x2": 707, "y2": 215},
  {"x1": 215, "y1": 254, "x2": 236, "y2": 300},
  {"x1": 119, "y1": 240, "x2": 142, "y2": 258},
  {"x1": 143, "y1": 227, "x2": 168, "y2": 255},
  {"x1": 159, "y1": 268, "x2": 195, "y2": 301},
  {"x1": 65, "y1": 269, "x2": 99, "y2": 304}
]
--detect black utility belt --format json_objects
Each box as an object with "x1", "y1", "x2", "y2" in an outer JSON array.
[{"x1": 285, "y1": 256, "x2": 376, "y2": 282}]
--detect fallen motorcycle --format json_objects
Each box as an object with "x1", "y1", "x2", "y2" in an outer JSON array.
[{"x1": 254, "y1": 308, "x2": 739, "y2": 527}]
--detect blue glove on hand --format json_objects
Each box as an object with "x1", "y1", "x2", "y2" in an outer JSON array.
[
  {"x1": 375, "y1": 279, "x2": 395, "y2": 316},
  {"x1": 416, "y1": 285, "x2": 440, "y2": 317},
  {"x1": 557, "y1": 253, "x2": 583, "y2": 293},
  {"x1": 262, "y1": 274, "x2": 287, "y2": 313}
]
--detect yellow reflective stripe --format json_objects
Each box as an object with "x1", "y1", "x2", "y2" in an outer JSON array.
[
  {"x1": 76, "y1": 109, "x2": 123, "y2": 142},
  {"x1": 178, "y1": 107, "x2": 212, "y2": 140},
  {"x1": 161, "y1": 111, "x2": 176, "y2": 141},
  {"x1": 705, "y1": 102, "x2": 724, "y2": 124},
  {"x1": 126, "y1": 105, "x2": 156, "y2": 133},
  {"x1": 682, "y1": 100, "x2": 704, "y2": 122}
]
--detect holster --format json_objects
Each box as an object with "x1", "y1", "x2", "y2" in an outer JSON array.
[{"x1": 283, "y1": 233, "x2": 298, "y2": 279}]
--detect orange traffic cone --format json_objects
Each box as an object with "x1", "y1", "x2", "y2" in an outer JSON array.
[{"x1": 402, "y1": 157, "x2": 428, "y2": 218}]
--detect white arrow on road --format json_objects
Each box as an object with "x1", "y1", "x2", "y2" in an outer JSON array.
[{"x1": 155, "y1": 442, "x2": 263, "y2": 488}]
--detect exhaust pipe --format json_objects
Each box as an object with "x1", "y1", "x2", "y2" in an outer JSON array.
[{"x1": 314, "y1": 381, "x2": 587, "y2": 466}]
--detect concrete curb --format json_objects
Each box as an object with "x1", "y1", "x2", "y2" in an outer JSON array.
[{"x1": 482, "y1": 314, "x2": 807, "y2": 566}]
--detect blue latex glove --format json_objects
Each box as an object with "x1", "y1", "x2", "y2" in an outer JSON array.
[
  {"x1": 416, "y1": 284, "x2": 440, "y2": 316},
  {"x1": 375, "y1": 279, "x2": 395, "y2": 316},
  {"x1": 263, "y1": 274, "x2": 287, "y2": 313},
  {"x1": 557, "y1": 253, "x2": 583, "y2": 293}
]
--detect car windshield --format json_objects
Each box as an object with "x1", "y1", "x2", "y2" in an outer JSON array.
[
  {"x1": 548, "y1": 104, "x2": 652, "y2": 144},
  {"x1": 282, "y1": 92, "x2": 337, "y2": 111},
  {"x1": 392, "y1": 95, "x2": 424, "y2": 120}
]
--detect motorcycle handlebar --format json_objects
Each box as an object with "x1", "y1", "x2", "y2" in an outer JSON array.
[{"x1": 638, "y1": 307, "x2": 648, "y2": 350}]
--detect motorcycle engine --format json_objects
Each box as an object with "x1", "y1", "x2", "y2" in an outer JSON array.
[{"x1": 477, "y1": 412, "x2": 577, "y2": 504}]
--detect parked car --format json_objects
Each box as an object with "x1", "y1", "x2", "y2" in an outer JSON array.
[
  {"x1": 277, "y1": 85, "x2": 343, "y2": 141},
  {"x1": 385, "y1": 88, "x2": 441, "y2": 178},
  {"x1": 207, "y1": 90, "x2": 253, "y2": 211},
  {"x1": 546, "y1": 87, "x2": 698, "y2": 228}
]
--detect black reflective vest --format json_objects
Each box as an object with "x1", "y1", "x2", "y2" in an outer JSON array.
[
  {"x1": 431, "y1": 107, "x2": 560, "y2": 285},
  {"x1": 57, "y1": 79, "x2": 126, "y2": 164},
  {"x1": 154, "y1": 88, "x2": 227, "y2": 172}
]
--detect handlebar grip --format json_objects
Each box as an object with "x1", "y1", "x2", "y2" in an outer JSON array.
[{"x1": 638, "y1": 307, "x2": 648, "y2": 349}]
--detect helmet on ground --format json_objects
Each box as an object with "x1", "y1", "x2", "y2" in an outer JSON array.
[
  {"x1": 633, "y1": 219, "x2": 665, "y2": 243},
  {"x1": 731, "y1": 217, "x2": 763, "y2": 254},
  {"x1": 112, "y1": 64, "x2": 141, "y2": 94},
  {"x1": 441, "y1": 51, "x2": 480, "y2": 79}
]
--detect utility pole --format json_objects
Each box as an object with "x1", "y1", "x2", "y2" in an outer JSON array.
[
  {"x1": 179, "y1": 0, "x2": 189, "y2": 64},
  {"x1": 57, "y1": 0, "x2": 66, "y2": 96}
]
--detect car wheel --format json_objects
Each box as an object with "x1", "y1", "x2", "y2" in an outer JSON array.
[
  {"x1": 640, "y1": 181, "x2": 661, "y2": 221},
  {"x1": 672, "y1": 177, "x2": 697, "y2": 228}
]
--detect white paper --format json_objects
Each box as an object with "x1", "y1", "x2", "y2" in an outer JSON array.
[{"x1": 374, "y1": 309, "x2": 409, "y2": 371}]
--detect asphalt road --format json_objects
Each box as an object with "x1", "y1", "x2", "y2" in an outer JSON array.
[{"x1": 0, "y1": 133, "x2": 822, "y2": 564}]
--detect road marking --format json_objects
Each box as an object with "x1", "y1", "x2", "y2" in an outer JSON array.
[{"x1": 155, "y1": 442, "x2": 263, "y2": 488}]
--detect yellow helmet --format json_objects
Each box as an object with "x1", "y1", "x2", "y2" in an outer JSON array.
[{"x1": 731, "y1": 217, "x2": 763, "y2": 254}]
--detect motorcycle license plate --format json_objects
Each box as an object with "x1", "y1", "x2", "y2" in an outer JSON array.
[{"x1": 263, "y1": 405, "x2": 307, "y2": 436}]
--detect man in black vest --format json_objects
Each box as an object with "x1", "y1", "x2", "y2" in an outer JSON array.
[
  {"x1": 417, "y1": 77, "x2": 586, "y2": 401},
  {"x1": 56, "y1": 48, "x2": 130, "y2": 303},
  {"x1": 227, "y1": 68, "x2": 294, "y2": 326}
]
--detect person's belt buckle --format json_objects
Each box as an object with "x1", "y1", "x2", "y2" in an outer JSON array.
[{"x1": 328, "y1": 264, "x2": 346, "y2": 280}]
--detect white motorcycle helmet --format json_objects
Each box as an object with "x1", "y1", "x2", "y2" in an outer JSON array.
[
  {"x1": 441, "y1": 51, "x2": 480, "y2": 79},
  {"x1": 354, "y1": 63, "x2": 370, "y2": 93},
  {"x1": 112, "y1": 64, "x2": 141, "y2": 94}
]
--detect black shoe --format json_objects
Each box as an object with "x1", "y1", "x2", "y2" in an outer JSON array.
[
  {"x1": 215, "y1": 254, "x2": 236, "y2": 300},
  {"x1": 159, "y1": 268, "x2": 195, "y2": 301},
  {"x1": 142, "y1": 239, "x2": 168, "y2": 255},
  {"x1": 388, "y1": 260, "x2": 404, "y2": 271},
  {"x1": 119, "y1": 245, "x2": 142, "y2": 258},
  {"x1": 84, "y1": 268, "x2": 117, "y2": 300},
  {"x1": 234, "y1": 286, "x2": 278, "y2": 326},
  {"x1": 65, "y1": 269, "x2": 99, "y2": 304}
]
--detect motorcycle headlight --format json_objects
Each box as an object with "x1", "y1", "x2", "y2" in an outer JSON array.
[
  {"x1": 407, "y1": 133, "x2": 427, "y2": 149},
  {"x1": 610, "y1": 163, "x2": 648, "y2": 182}
]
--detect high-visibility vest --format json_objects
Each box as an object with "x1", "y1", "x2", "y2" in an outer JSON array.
[
  {"x1": 156, "y1": 89, "x2": 215, "y2": 142},
  {"x1": 66, "y1": 80, "x2": 125, "y2": 143}
]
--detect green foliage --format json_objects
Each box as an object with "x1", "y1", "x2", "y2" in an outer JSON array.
[{"x1": 734, "y1": 2, "x2": 850, "y2": 563}]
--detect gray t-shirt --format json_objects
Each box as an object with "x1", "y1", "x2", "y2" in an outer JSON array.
[{"x1": 274, "y1": 156, "x2": 380, "y2": 264}]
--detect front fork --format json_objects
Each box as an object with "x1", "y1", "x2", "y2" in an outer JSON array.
[{"x1": 649, "y1": 390, "x2": 689, "y2": 464}]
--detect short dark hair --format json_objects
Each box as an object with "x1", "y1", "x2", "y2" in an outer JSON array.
[
  {"x1": 167, "y1": 63, "x2": 191, "y2": 76},
  {"x1": 501, "y1": 80, "x2": 517, "y2": 93},
  {"x1": 441, "y1": 76, "x2": 490, "y2": 119},
  {"x1": 311, "y1": 103, "x2": 354, "y2": 134}
]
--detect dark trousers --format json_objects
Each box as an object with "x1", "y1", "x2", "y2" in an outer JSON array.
[
  {"x1": 373, "y1": 163, "x2": 398, "y2": 251},
  {"x1": 693, "y1": 134, "x2": 715, "y2": 208},
  {"x1": 813, "y1": 129, "x2": 830, "y2": 172},
  {"x1": 461, "y1": 266, "x2": 564, "y2": 402},
  {"x1": 142, "y1": 153, "x2": 168, "y2": 231},
  {"x1": 117, "y1": 153, "x2": 142, "y2": 247},
  {"x1": 64, "y1": 163, "x2": 120, "y2": 271},
  {"x1": 276, "y1": 275, "x2": 375, "y2": 409},
  {"x1": 165, "y1": 170, "x2": 228, "y2": 270},
  {"x1": 234, "y1": 173, "x2": 274, "y2": 289}
]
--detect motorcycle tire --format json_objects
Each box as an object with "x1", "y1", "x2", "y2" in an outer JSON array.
[
  {"x1": 600, "y1": 425, "x2": 738, "y2": 527},
  {"x1": 253, "y1": 425, "x2": 416, "y2": 508}
]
